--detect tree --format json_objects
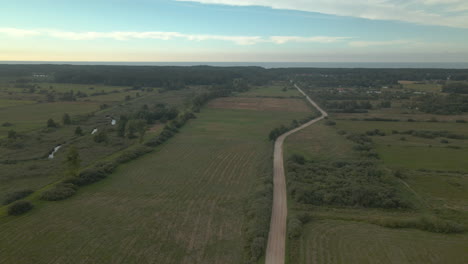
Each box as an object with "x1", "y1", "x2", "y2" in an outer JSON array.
[
  {"x1": 7, "y1": 200, "x2": 33, "y2": 215},
  {"x1": 62, "y1": 113, "x2": 71, "y2": 125},
  {"x1": 74, "y1": 126, "x2": 83, "y2": 136},
  {"x1": 94, "y1": 130, "x2": 108, "y2": 143},
  {"x1": 65, "y1": 145, "x2": 81, "y2": 176},
  {"x1": 47, "y1": 118, "x2": 57, "y2": 128},
  {"x1": 7, "y1": 130, "x2": 17, "y2": 139}
]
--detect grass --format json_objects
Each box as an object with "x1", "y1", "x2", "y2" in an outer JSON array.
[
  {"x1": 285, "y1": 121, "x2": 355, "y2": 161},
  {"x1": 0, "y1": 101, "x2": 312, "y2": 263},
  {"x1": 0, "y1": 101, "x2": 100, "y2": 136},
  {"x1": 332, "y1": 120, "x2": 468, "y2": 171},
  {"x1": 284, "y1": 104, "x2": 468, "y2": 263},
  {"x1": 0, "y1": 99, "x2": 36, "y2": 108},
  {"x1": 294, "y1": 219, "x2": 468, "y2": 264},
  {"x1": 376, "y1": 144, "x2": 468, "y2": 171},
  {"x1": 403, "y1": 83, "x2": 442, "y2": 93},
  {"x1": 237, "y1": 84, "x2": 301, "y2": 98},
  {"x1": 404, "y1": 170, "x2": 468, "y2": 212}
]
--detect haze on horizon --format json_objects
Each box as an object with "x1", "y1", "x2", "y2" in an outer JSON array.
[{"x1": 1, "y1": 0, "x2": 468, "y2": 62}]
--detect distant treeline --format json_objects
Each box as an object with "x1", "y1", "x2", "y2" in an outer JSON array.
[
  {"x1": 2, "y1": 65, "x2": 468, "y2": 88},
  {"x1": 0, "y1": 65, "x2": 274, "y2": 87}
]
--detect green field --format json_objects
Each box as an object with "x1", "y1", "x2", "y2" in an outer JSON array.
[
  {"x1": 403, "y1": 83, "x2": 442, "y2": 93},
  {"x1": 0, "y1": 102, "x2": 100, "y2": 136},
  {"x1": 285, "y1": 121, "x2": 355, "y2": 161},
  {"x1": 297, "y1": 219, "x2": 468, "y2": 264},
  {"x1": 237, "y1": 84, "x2": 301, "y2": 98},
  {"x1": 0, "y1": 101, "x2": 311, "y2": 263},
  {"x1": 332, "y1": 120, "x2": 468, "y2": 171},
  {"x1": 285, "y1": 104, "x2": 468, "y2": 263}
]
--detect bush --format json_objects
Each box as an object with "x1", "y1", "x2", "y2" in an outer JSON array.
[
  {"x1": 288, "y1": 217, "x2": 304, "y2": 239},
  {"x1": 3, "y1": 189, "x2": 34, "y2": 205},
  {"x1": 2, "y1": 122, "x2": 13, "y2": 127},
  {"x1": 375, "y1": 216, "x2": 464, "y2": 234},
  {"x1": 290, "y1": 154, "x2": 306, "y2": 165},
  {"x1": 7, "y1": 200, "x2": 33, "y2": 215},
  {"x1": 115, "y1": 146, "x2": 152, "y2": 164},
  {"x1": 47, "y1": 118, "x2": 58, "y2": 128},
  {"x1": 66, "y1": 162, "x2": 116, "y2": 186},
  {"x1": 40, "y1": 183, "x2": 77, "y2": 201},
  {"x1": 324, "y1": 120, "x2": 336, "y2": 126}
]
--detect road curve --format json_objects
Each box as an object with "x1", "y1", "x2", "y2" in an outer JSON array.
[{"x1": 265, "y1": 84, "x2": 328, "y2": 264}]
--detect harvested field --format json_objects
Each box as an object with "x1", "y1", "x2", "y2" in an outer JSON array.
[
  {"x1": 294, "y1": 219, "x2": 468, "y2": 264},
  {"x1": 207, "y1": 97, "x2": 311, "y2": 112},
  {"x1": 0, "y1": 106, "x2": 311, "y2": 264}
]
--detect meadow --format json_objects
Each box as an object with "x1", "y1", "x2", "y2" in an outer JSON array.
[
  {"x1": 0, "y1": 93, "x2": 312, "y2": 263},
  {"x1": 284, "y1": 90, "x2": 468, "y2": 263},
  {"x1": 297, "y1": 219, "x2": 468, "y2": 264},
  {"x1": 237, "y1": 83, "x2": 301, "y2": 98}
]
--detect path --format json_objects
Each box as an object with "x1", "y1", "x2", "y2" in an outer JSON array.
[{"x1": 265, "y1": 84, "x2": 328, "y2": 264}]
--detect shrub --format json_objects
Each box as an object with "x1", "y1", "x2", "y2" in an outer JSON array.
[
  {"x1": 374, "y1": 216, "x2": 464, "y2": 234},
  {"x1": 324, "y1": 120, "x2": 336, "y2": 126},
  {"x1": 3, "y1": 189, "x2": 34, "y2": 205},
  {"x1": 7, "y1": 200, "x2": 33, "y2": 215},
  {"x1": 94, "y1": 130, "x2": 108, "y2": 143},
  {"x1": 2, "y1": 122, "x2": 13, "y2": 127},
  {"x1": 290, "y1": 154, "x2": 306, "y2": 165},
  {"x1": 47, "y1": 118, "x2": 57, "y2": 128},
  {"x1": 40, "y1": 183, "x2": 77, "y2": 201},
  {"x1": 288, "y1": 217, "x2": 304, "y2": 239}
]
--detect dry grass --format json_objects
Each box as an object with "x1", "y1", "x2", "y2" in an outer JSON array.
[{"x1": 208, "y1": 97, "x2": 311, "y2": 112}]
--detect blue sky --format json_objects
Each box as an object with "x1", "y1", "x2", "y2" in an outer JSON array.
[{"x1": 1, "y1": 0, "x2": 468, "y2": 62}]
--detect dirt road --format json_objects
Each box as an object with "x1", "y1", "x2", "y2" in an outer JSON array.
[{"x1": 265, "y1": 84, "x2": 328, "y2": 264}]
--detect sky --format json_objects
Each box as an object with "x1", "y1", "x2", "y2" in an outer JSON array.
[{"x1": 1, "y1": 0, "x2": 468, "y2": 62}]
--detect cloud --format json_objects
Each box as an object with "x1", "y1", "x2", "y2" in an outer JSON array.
[
  {"x1": 348, "y1": 40, "x2": 415, "y2": 47},
  {"x1": 0, "y1": 28, "x2": 40, "y2": 37},
  {"x1": 175, "y1": 0, "x2": 468, "y2": 28},
  {"x1": 269, "y1": 36, "x2": 351, "y2": 44},
  {"x1": 0, "y1": 27, "x2": 349, "y2": 45}
]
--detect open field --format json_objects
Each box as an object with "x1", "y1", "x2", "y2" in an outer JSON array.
[
  {"x1": 402, "y1": 83, "x2": 442, "y2": 93},
  {"x1": 331, "y1": 120, "x2": 468, "y2": 171},
  {"x1": 0, "y1": 88, "x2": 198, "y2": 194},
  {"x1": 296, "y1": 219, "x2": 468, "y2": 264},
  {"x1": 285, "y1": 121, "x2": 355, "y2": 161},
  {"x1": 0, "y1": 101, "x2": 100, "y2": 135},
  {"x1": 237, "y1": 84, "x2": 301, "y2": 98},
  {"x1": 0, "y1": 99, "x2": 312, "y2": 263},
  {"x1": 208, "y1": 97, "x2": 311, "y2": 112}
]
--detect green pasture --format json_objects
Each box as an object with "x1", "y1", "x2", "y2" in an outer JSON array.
[
  {"x1": 237, "y1": 84, "x2": 301, "y2": 98},
  {"x1": 0, "y1": 103, "x2": 311, "y2": 263}
]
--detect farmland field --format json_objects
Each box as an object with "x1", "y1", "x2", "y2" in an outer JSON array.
[
  {"x1": 333, "y1": 120, "x2": 468, "y2": 171},
  {"x1": 0, "y1": 101, "x2": 100, "y2": 135},
  {"x1": 0, "y1": 98, "x2": 312, "y2": 263},
  {"x1": 296, "y1": 219, "x2": 468, "y2": 264},
  {"x1": 237, "y1": 84, "x2": 301, "y2": 98}
]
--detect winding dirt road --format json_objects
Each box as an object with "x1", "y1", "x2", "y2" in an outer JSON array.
[{"x1": 265, "y1": 84, "x2": 328, "y2": 264}]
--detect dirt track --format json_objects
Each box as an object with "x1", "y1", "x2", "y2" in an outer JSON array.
[{"x1": 265, "y1": 84, "x2": 328, "y2": 264}]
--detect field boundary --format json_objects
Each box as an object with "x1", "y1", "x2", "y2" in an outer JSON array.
[{"x1": 265, "y1": 84, "x2": 328, "y2": 264}]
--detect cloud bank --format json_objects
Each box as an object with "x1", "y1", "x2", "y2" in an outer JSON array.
[
  {"x1": 175, "y1": 0, "x2": 468, "y2": 28},
  {"x1": 0, "y1": 28, "x2": 349, "y2": 45}
]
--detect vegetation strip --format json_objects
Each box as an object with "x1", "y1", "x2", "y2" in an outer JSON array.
[{"x1": 265, "y1": 84, "x2": 328, "y2": 264}]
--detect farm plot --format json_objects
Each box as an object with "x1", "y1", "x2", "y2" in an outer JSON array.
[
  {"x1": 0, "y1": 101, "x2": 99, "y2": 135},
  {"x1": 207, "y1": 97, "x2": 311, "y2": 112},
  {"x1": 237, "y1": 84, "x2": 301, "y2": 98},
  {"x1": 295, "y1": 219, "x2": 468, "y2": 264},
  {"x1": 333, "y1": 120, "x2": 468, "y2": 171},
  {"x1": 285, "y1": 121, "x2": 355, "y2": 161},
  {"x1": 0, "y1": 101, "x2": 312, "y2": 263}
]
